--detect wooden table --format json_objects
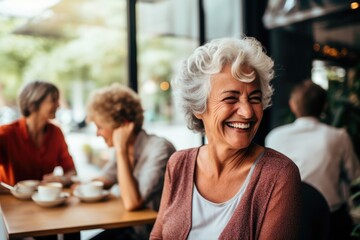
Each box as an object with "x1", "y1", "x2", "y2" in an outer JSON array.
[{"x1": 0, "y1": 193, "x2": 157, "y2": 239}]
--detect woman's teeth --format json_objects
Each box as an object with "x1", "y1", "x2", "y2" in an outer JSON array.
[{"x1": 226, "y1": 122, "x2": 250, "y2": 129}]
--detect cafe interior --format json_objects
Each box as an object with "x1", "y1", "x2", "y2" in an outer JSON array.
[{"x1": 0, "y1": 0, "x2": 360, "y2": 239}]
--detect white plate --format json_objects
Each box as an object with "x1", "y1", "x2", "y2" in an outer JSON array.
[
  {"x1": 9, "y1": 180, "x2": 41, "y2": 200},
  {"x1": 73, "y1": 189, "x2": 109, "y2": 203},
  {"x1": 10, "y1": 189, "x2": 34, "y2": 200},
  {"x1": 70, "y1": 175, "x2": 81, "y2": 184},
  {"x1": 32, "y1": 192, "x2": 69, "y2": 207}
]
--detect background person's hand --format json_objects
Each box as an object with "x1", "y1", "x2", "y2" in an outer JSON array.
[
  {"x1": 112, "y1": 122, "x2": 135, "y2": 152},
  {"x1": 42, "y1": 173, "x2": 67, "y2": 185},
  {"x1": 42, "y1": 169, "x2": 76, "y2": 187}
]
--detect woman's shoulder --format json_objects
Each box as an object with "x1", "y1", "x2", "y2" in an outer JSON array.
[
  {"x1": 249, "y1": 148, "x2": 301, "y2": 196},
  {"x1": 169, "y1": 147, "x2": 198, "y2": 160},
  {"x1": 167, "y1": 148, "x2": 198, "y2": 169},
  {"x1": 260, "y1": 148, "x2": 300, "y2": 174},
  {"x1": 165, "y1": 147, "x2": 198, "y2": 184},
  {"x1": 46, "y1": 121, "x2": 65, "y2": 136},
  {"x1": 0, "y1": 119, "x2": 21, "y2": 135}
]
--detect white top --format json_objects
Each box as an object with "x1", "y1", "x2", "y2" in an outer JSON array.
[
  {"x1": 188, "y1": 155, "x2": 259, "y2": 240},
  {"x1": 265, "y1": 117, "x2": 360, "y2": 211}
]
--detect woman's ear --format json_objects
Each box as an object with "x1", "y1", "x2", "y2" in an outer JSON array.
[
  {"x1": 289, "y1": 98, "x2": 299, "y2": 118},
  {"x1": 28, "y1": 103, "x2": 37, "y2": 114},
  {"x1": 193, "y1": 113, "x2": 202, "y2": 120}
]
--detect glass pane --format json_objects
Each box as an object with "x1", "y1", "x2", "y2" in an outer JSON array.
[
  {"x1": 0, "y1": 0, "x2": 128, "y2": 179},
  {"x1": 137, "y1": 0, "x2": 201, "y2": 150},
  {"x1": 0, "y1": 0, "x2": 128, "y2": 125}
]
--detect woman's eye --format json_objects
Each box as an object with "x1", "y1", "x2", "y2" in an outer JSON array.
[
  {"x1": 249, "y1": 97, "x2": 262, "y2": 104},
  {"x1": 224, "y1": 97, "x2": 238, "y2": 103}
]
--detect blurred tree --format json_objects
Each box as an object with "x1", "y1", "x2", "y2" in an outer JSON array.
[
  {"x1": 329, "y1": 64, "x2": 360, "y2": 158},
  {"x1": 0, "y1": 0, "x2": 197, "y2": 124},
  {"x1": 24, "y1": 28, "x2": 128, "y2": 103},
  {"x1": 0, "y1": 17, "x2": 60, "y2": 106}
]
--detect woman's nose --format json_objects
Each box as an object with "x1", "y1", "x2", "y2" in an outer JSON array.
[{"x1": 236, "y1": 101, "x2": 254, "y2": 118}]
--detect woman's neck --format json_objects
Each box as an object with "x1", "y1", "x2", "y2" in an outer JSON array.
[
  {"x1": 199, "y1": 143, "x2": 263, "y2": 178},
  {"x1": 25, "y1": 115, "x2": 47, "y2": 146}
]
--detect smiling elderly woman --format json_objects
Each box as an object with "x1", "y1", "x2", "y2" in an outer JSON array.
[{"x1": 150, "y1": 37, "x2": 301, "y2": 240}]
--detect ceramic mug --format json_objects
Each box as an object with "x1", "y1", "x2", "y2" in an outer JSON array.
[
  {"x1": 37, "y1": 182, "x2": 63, "y2": 201},
  {"x1": 78, "y1": 181, "x2": 104, "y2": 198}
]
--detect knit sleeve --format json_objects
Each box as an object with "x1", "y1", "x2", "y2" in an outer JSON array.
[
  {"x1": 149, "y1": 154, "x2": 174, "y2": 240},
  {"x1": 258, "y1": 161, "x2": 301, "y2": 240}
]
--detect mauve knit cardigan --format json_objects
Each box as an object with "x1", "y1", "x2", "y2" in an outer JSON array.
[{"x1": 150, "y1": 147, "x2": 301, "y2": 240}]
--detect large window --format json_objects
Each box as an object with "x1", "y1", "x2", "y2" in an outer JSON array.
[
  {"x1": 0, "y1": 0, "x2": 243, "y2": 176},
  {"x1": 0, "y1": 0, "x2": 200, "y2": 178},
  {"x1": 0, "y1": 0, "x2": 128, "y2": 126},
  {"x1": 136, "y1": 0, "x2": 200, "y2": 149}
]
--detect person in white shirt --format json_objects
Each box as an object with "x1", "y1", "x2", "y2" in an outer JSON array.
[{"x1": 265, "y1": 79, "x2": 360, "y2": 240}]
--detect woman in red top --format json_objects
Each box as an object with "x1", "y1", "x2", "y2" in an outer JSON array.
[{"x1": 0, "y1": 81, "x2": 76, "y2": 187}]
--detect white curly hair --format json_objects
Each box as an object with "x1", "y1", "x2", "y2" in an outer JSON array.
[{"x1": 172, "y1": 36, "x2": 275, "y2": 133}]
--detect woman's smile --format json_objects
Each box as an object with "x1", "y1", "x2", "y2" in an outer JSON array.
[{"x1": 225, "y1": 121, "x2": 251, "y2": 130}]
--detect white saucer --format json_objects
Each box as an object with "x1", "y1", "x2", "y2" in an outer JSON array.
[
  {"x1": 10, "y1": 189, "x2": 34, "y2": 200},
  {"x1": 32, "y1": 192, "x2": 69, "y2": 207},
  {"x1": 70, "y1": 175, "x2": 81, "y2": 184},
  {"x1": 73, "y1": 189, "x2": 109, "y2": 203}
]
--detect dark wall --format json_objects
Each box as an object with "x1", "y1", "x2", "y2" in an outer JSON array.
[
  {"x1": 269, "y1": 27, "x2": 314, "y2": 129},
  {"x1": 243, "y1": 0, "x2": 269, "y2": 47}
]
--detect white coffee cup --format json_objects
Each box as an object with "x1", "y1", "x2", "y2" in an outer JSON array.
[
  {"x1": 78, "y1": 181, "x2": 104, "y2": 198},
  {"x1": 16, "y1": 180, "x2": 40, "y2": 194},
  {"x1": 37, "y1": 182, "x2": 63, "y2": 201}
]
